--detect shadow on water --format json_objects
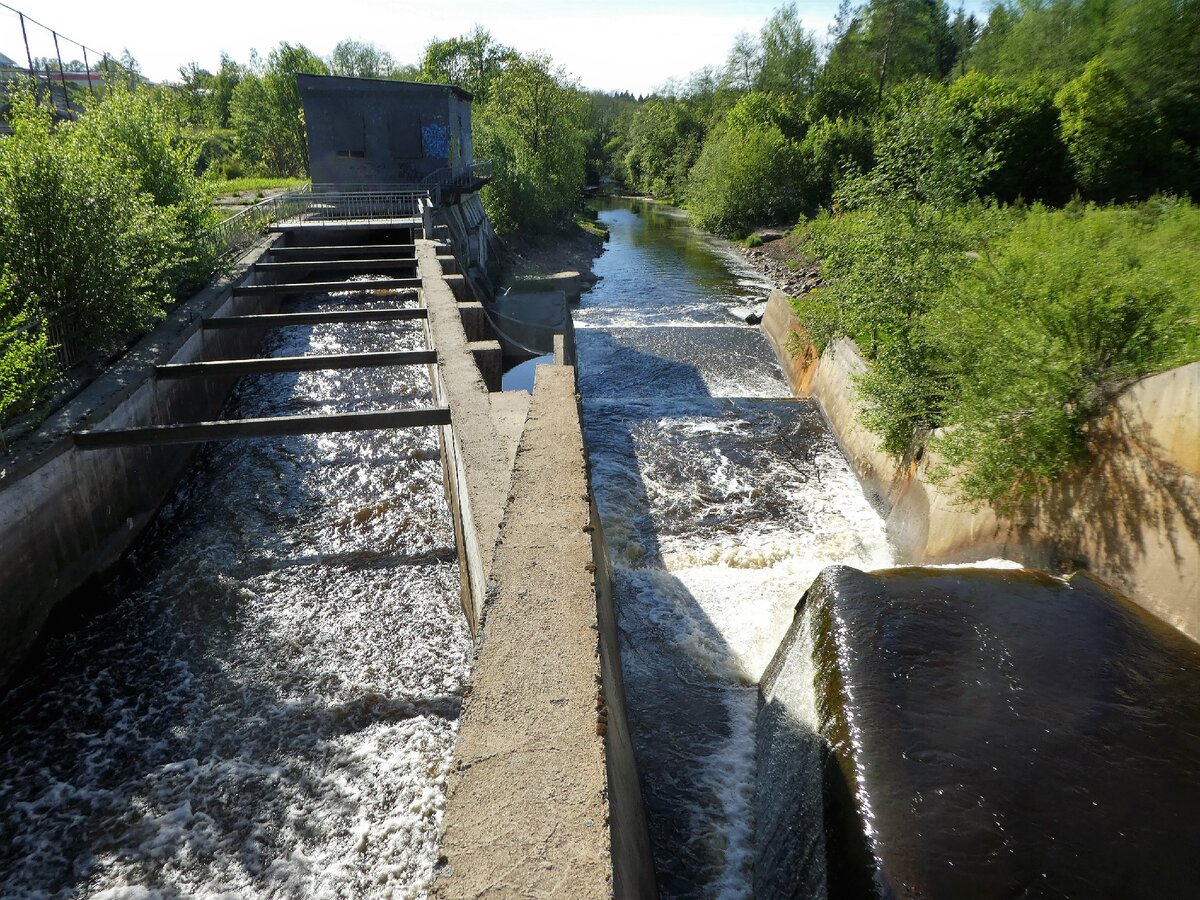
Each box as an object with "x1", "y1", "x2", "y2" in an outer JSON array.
[
  {"x1": 580, "y1": 198, "x2": 893, "y2": 900},
  {"x1": 0, "y1": 286, "x2": 468, "y2": 896},
  {"x1": 581, "y1": 334, "x2": 753, "y2": 899}
]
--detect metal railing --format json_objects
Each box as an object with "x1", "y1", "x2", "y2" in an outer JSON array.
[
  {"x1": 206, "y1": 184, "x2": 313, "y2": 261},
  {"x1": 281, "y1": 189, "x2": 427, "y2": 226},
  {"x1": 1, "y1": 183, "x2": 443, "y2": 442}
]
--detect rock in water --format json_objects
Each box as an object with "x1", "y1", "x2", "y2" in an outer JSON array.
[{"x1": 757, "y1": 565, "x2": 1200, "y2": 900}]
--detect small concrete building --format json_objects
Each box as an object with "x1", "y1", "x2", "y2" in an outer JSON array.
[{"x1": 297, "y1": 74, "x2": 474, "y2": 187}]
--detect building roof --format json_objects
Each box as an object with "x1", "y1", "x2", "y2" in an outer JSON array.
[{"x1": 296, "y1": 73, "x2": 473, "y2": 103}]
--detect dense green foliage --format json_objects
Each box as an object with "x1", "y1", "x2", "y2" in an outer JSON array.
[
  {"x1": 589, "y1": 0, "x2": 1199, "y2": 507},
  {"x1": 229, "y1": 44, "x2": 329, "y2": 177},
  {"x1": 417, "y1": 31, "x2": 589, "y2": 233},
  {"x1": 798, "y1": 198, "x2": 1200, "y2": 508},
  {"x1": 0, "y1": 85, "x2": 216, "y2": 424},
  {"x1": 604, "y1": 0, "x2": 1196, "y2": 229}
]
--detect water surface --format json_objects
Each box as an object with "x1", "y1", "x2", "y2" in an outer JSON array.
[
  {"x1": 0, "y1": 288, "x2": 470, "y2": 898},
  {"x1": 579, "y1": 198, "x2": 892, "y2": 898}
]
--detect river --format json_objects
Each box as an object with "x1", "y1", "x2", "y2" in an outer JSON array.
[
  {"x1": 0, "y1": 288, "x2": 470, "y2": 898},
  {"x1": 577, "y1": 198, "x2": 893, "y2": 898}
]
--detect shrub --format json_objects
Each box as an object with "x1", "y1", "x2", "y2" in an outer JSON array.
[
  {"x1": 687, "y1": 92, "x2": 805, "y2": 235},
  {"x1": 930, "y1": 201, "x2": 1198, "y2": 508},
  {"x1": 0, "y1": 84, "x2": 218, "y2": 424}
]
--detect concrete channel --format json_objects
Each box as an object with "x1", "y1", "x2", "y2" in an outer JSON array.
[{"x1": 0, "y1": 213, "x2": 657, "y2": 897}]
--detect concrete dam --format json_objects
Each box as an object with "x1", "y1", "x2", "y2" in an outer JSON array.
[{"x1": 2, "y1": 87, "x2": 1199, "y2": 899}]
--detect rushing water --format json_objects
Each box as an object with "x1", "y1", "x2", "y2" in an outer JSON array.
[
  {"x1": 578, "y1": 198, "x2": 893, "y2": 898},
  {"x1": 0, "y1": 288, "x2": 471, "y2": 898}
]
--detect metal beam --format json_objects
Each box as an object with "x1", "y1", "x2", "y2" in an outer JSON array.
[
  {"x1": 233, "y1": 278, "x2": 421, "y2": 296},
  {"x1": 74, "y1": 408, "x2": 452, "y2": 449},
  {"x1": 268, "y1": 243, "x2": 416, "y2": 260},
  {"x1": 254, "y1": 259, "x2": 417, "y2": 274},
  {"x1": 156, "y1": 350, "x2": 438, "y2": 379},
  {"x1": 202, "y1": 308, "x2": 428, "y2": 329}
]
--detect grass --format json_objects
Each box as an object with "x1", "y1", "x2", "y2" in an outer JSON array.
[{"x1": 201, "y1": 176, "x2": 309, "y2": 198}]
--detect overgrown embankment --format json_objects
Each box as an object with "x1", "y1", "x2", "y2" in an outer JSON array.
[{"x1": 769, "y1": 198, "x2": 1200, "y2": 512}]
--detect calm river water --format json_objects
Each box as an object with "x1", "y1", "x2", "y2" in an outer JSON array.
[
  {"x1": 577, "y1": 198, "x2": 893, "y2": 898},
  {"x1": 0, "y1": 290, "x2": 470, "y2": 898}
]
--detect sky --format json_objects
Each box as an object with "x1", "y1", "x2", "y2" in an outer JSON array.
[{"x1": 2, "y1": 0, "x2": 989, "y2": 96}]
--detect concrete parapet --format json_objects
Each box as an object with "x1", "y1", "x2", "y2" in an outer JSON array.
[
  {"x1": 760, "y1": 290, "x2": 1200, "y2": 642},
  {"x1": 457, "y1": 302, "x2": 491, "y2": 343},
  {"x1": 418, "y1": 240, "x2": 516, "y2": 632},
  {"x1": 442, "y1": 272, "x2": 473, "y2": 301},
  {"x1": 434, "y1": 364, "x2": 655, "y2": 899}
]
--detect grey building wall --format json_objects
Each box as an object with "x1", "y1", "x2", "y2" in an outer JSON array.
[{"x1": 298, "y1": 74, "x2": 474, "y2": 186}]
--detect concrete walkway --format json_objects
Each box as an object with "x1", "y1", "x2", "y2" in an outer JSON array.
[{"x1": 433, "y1": 365, "x2": 612, "y2": 899}]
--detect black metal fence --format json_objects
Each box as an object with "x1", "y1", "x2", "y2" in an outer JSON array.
[{"x1": 0, "y1": 2, "x2": 138, "y2": 125}]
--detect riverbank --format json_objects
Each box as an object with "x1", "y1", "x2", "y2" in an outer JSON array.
[
  {"x1": 496, "y1": 218, "x2": 606, "y2": 287},
  {"x1": 739, "y1": 227, "x2": 823, "y2": 297}
]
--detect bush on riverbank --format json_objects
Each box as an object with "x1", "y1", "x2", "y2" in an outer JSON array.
[
  {"x1": 795, "y1": 197, "x2": 1200, "y2": 509},
  {"x1": 0, "y1": 84, "x2": 217, "y2": 426}
]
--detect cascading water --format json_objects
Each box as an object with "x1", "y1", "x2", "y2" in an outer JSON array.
[
  {"x1": 577, "y1": 198, "x2": 893, "y2": 898},
  {"x1": 0, "y1": 288, "x2": 470, "y2": 898}
]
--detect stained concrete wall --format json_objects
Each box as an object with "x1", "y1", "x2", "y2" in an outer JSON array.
[
  {"x1": 762, "y1": 289, "x2": 1200, "y2": 642},
  {"x1": 0, "y1": 238, "x2": 280, "y2": 686},
  {"x1": 298, "y1": 74, "x2": 473, "y2": 186}
]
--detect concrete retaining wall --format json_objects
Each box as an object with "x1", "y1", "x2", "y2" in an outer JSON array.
[
  {"x1": 762, "y1": 290, "x2": 1200, "y2": 641},
  {"x1": 0, "y1": 239, "x2": 280, "y2": 686}
]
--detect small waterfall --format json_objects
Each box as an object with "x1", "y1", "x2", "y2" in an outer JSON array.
[{"x1": 758, "y1": 565, "x2": 1200, "y2": 899}]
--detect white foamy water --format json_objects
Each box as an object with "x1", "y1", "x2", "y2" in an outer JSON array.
[
  {"x1": 0, "y1": 289, "x2": 470, "y2": 898},
  {"x1": 580, "y1": 197, "x2": 893, "y2": 899}
]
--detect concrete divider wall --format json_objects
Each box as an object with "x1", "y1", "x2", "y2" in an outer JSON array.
[
  {"x1": 0, "y1": 238, "x2": 281, "y2": 686},
  {"x1": 433, "y1": 364, "x2": 657, "y2": 899},
  {"x1": 761, "y1": 290, "x2": 1200, "y2": 642},
  {"x1": 420, "y1": 238, "x2": 656, "y2": 896}
]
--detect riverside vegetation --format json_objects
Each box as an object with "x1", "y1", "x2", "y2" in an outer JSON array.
[
  {"x1": 600, "y1": 0, "x2": 1200, "y2": 511},
  {"x1": 4, "y1": 3, "x2": 1197, "y2": 511}
]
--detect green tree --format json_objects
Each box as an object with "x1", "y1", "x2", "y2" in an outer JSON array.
[
  {"x1": 687, "y1": 92, "x2": 805, "y2": 234},
  {"x1": 329, "y1": 39, "x2": 396, "y2": 79},
  {"x1": 474, "y1": 55, "x2": 587, "y2": 233},
  {"x1": 0, "y1": 87, "x2": 191, "y2": 420},
  {"x1": 622, "y1": 98, "x2": 706, "y2": 201},
  {"x1": 1055, "y1": 57, "x2": 1167, "y2": 199},
  {"x1": 797, "y1": 116, "x2": 874, "y2": 209},
  {"x1": 947, "y1": 71, "x2": 1068, "y2": 202},
  {"x1": 229, "y1": 42, "x2": 328, "y2": 176},
  {"x1": 758, "y1": 4, "x2": 820, "y2": 94},
  {"x1": 419, "y1": 26, "x2": 514, "y2": 102},
  {"x1": 72, "y1": 83, "x2": 214, "y2": 288},
  {"x1": 724, "y1": 32, "x2": 764, "y2": 90}
]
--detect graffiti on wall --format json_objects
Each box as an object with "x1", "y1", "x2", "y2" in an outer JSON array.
[{"x1": 422, "y1": 122, "x2": 450, "y2": 159}]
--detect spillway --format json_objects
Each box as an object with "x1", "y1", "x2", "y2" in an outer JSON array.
[
  {"x1": 577, "y1": 198, "x2": 893, "y2": 897},
  {"x1": 0, "y1": 288, "x2": 470, "y2": 897}
]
